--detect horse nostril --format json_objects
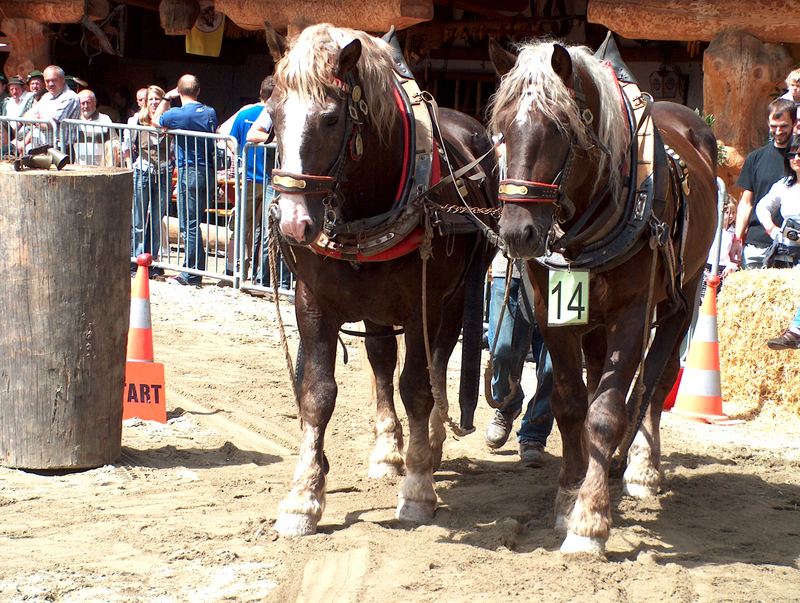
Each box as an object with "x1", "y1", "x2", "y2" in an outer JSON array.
[{"x1": 521, "y1": 223, "x2": 538, "y2": 247}]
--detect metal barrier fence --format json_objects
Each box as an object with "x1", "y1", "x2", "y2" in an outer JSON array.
[
  {"x1": 5, "y1": 116, "x2": 291, "y2": 293},
  {"x1": 236, "y1": 141, "x2": 295, "y2": 296},
  {"x1": 0, "y1": 116, "x2": 58, "y2": 160},
  {"x1": 59, "y1": 120, "x2": 242, "y2": 285}
]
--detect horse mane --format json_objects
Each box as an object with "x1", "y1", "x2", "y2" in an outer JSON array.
[
  {"x1": 274, "y1": 23, "x2": 399, "y2": 144},
  {"x1": 488, "y1": 41, "x2": 629, "y2": 198}
]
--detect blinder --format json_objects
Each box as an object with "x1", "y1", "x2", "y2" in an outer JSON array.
[
  {"x1": 270, "y1": 72, "x2": 368, "y2": 205},
  {"x1": 497, "y1": 67, "x2": 603, "y2": 230}
]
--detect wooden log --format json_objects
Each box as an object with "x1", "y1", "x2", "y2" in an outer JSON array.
[
  {"x1": 213, "y1": 0, "x2": 433, "y2": 33},
  {"x1": 0, "y1": 18, "x2": 49, "y2": 78},
  {"x1": 703, "y1": 30, "x2": 793, "y2": 191},
  {"x1": 587, "y1": 0, "x2": 800, "y2": 43},
  {"x1": 0, "y1": 164, "x2": 132, "y2": 470},
  {"x1": 159, "y1": 0, "x2": 200, "y2": 35}
]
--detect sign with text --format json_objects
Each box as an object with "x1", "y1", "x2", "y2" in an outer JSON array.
[
  {"x1": 547, "y1": 269, "x2": 590, "y2": 326},
  {"x1": 123, "y1": 362, "x2": 167, "y2": 423}
]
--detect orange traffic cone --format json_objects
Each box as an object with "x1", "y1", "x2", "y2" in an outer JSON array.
[
  {"x1": 123, "y1": 253, "x2": 167, "y2": 423},
  {"x1": 671, "y1": 274, "x2": 731, "y2": 423}
]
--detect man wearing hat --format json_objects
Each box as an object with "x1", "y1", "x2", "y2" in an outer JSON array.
[
  {"x1": 27, "y1": 70, "x2": 45, "y2": 103},
  {"x1": 2, "y1": 76, "x2": 33, "y2": 118}
]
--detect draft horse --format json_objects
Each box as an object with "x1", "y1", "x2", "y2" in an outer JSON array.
[
  {"x1": 266, "y1": 24, "x2": 497, "y2": 536},
  {"x1": 488, "y1": 35, "x2": 718, "y2": 554}
]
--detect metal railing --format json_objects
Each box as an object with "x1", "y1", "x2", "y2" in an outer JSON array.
[
  {"x1": 236, "y1": 142, "x2": 294, "y2": 296},
  {"x1": 0, "y1": 116, "x2": 58, "y2": 160},
  {"x1": 51, "y1": 119, "x2": 292, "y2": 293}
]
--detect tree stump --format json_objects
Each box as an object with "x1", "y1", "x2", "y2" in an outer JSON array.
[{"x1": 0, "y1": 164, "x2": 132, "y2": 470}]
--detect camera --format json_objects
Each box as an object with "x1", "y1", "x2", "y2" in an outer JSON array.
[{"x1": 783, "y1": 217, "x2": 800, "y2": 242}]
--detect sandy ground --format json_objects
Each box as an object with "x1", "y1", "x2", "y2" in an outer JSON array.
[{"x1": 1, "y1": 279, "x2": 800, "y2": 602}]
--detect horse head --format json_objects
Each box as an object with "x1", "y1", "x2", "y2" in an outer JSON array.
[
  {"x1": 488, "y1": 39, "x2": 629, "y2": 259},
  {"x1": 267, "y1": 24, "x2": 401, "y2": 246}
]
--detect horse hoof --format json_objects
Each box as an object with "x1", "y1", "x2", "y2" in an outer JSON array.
[
  {"x1": 554, "y1": 514, "x2": 569, "y2": 533},
  {"x1": 623, "y1": 481, "x2": 659, "y2": 498},
  {"x1": 368, "y1": 461, "x2": 404, "y2": 479},
  {"x1": 395, "y1": 498, "x2": 436, "y2": 523},
  {"x1": 560, "y1": 531, "x2": 605, "y2": 556},
  {"x1": 274, "y1": 512, "x2": 317, "y2": 537}
]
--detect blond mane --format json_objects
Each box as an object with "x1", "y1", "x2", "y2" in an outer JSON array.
[
  {"x1": 488, "y1": 41, "x2": 629, "y2": 198},
  {"x1": 274, "y1": 23, "x2": 399, "y2": 144}
]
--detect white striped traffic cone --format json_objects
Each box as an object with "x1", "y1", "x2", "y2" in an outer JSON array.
[
  {"x1": 123, "y1": 254, "x2": 167, "y2": 423},
  {"x1": 671, "y1": 274, "x2": 729, "y2": 423}
]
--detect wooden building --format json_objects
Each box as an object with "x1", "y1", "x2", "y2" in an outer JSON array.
[{"x1": 1, "y1": 0, "x2": 798, "y2": 187}]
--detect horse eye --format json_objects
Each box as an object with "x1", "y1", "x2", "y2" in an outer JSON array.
[{"x1": 322, "y1": 113, "x2": 339, "y2": 126}]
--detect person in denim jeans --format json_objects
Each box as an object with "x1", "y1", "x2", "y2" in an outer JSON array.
[
  {"x1": 154, "y1": 74, "x2": 217, "y2": 286},
  {"x1": 129, "y1": 85, "x2": 171, "y2": 277},
  {"x1": 485, "y1": 255, "x2": 554, "y2": 467}
]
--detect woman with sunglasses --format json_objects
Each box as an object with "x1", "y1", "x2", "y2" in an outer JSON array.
[{"x1": 755, "y1": 139, "x2": 800, "y2": 268}]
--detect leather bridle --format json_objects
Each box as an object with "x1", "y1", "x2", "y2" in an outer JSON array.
[
  {"x1": 496, "y1": 66, "x2": 620, "y2": 255},
  {"x1": 271, "y1": 73, "x2": 368, "y2": 235}
]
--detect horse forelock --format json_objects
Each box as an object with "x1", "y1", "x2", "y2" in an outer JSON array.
[
  {"x1": 274, "y1": 23, "x2": 399, "y2": 144},
  {"x1": 488, "y1": 41, "x2": 629, "y2": 198}
]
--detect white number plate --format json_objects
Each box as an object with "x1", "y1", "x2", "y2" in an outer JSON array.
[{"x1": 547, "y1": 269, "x2": 590, "y2": 326}]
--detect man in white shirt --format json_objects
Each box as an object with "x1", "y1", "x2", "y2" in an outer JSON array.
[
  {"x1": 2, "y1": 76, "x2": 33, "y2": 119},
  {"x1": 73, "y1": 89, "x2": 118, "y2": 166},
  {"x1": 18, "y1": 65, "x2": 79, "y2": 151}
]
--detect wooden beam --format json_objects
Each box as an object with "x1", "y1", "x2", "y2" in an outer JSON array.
[{"x1": 588, "y1": 0, "x2": 800, "y2": 44}]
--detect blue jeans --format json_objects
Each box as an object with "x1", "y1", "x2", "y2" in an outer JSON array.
[
  {"x1": 132, "y1": 165, "x2": 171, "y2": 259},
  {"x1": 488, "y1": 275, "x2": 554, "y2": 445},
  {"x1": 176, "y1": 164, "x2": 212, "y2": 282},
  {"x1": 791, "y1": 305, "x2": 800, "y2": 331}
]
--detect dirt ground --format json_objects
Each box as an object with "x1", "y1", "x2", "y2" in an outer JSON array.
[{"x1": 2, "y1": 280, "x2": 799, "y2": 602}]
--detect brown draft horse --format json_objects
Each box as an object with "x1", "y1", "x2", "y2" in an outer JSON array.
[
  {"x1": 265, "y1": 24, "x2": 497, "y2": 536},
  {"x1": 488, "y1": 37, "x2": 717, "y2": 554}
]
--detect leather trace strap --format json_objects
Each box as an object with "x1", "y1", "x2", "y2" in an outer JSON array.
[
  {"x1": 498, "y1": 178, "x2": 558, "y2": 203},
  {"x1": 272, "y1": 171, "x2": 335, "y2": 195}
]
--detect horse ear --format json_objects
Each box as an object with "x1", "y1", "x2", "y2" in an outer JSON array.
[
  {"x1": 264, "y1": 21, "x2": 286, "y2": 63},
  {"x1": 335, "y1": 39, "x2": 362, "y2": 77},
  {"x1": 551, "y1": 44, "x2": 573, "y2": 85},
  {"x1": 381, "y1": 26, "x2": 396, "y2": 44},
  {"x1": 488, "y1": 38, "x2": 517, "y2": 77}
]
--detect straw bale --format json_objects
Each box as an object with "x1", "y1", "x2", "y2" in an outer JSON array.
[{"x1": 717, "y1": 268, "x2": 800, "y2": 418}]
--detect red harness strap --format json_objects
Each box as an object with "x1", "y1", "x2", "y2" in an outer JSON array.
[{"x1": 311, "y1": 81, "x2": 433, "y2": 262}]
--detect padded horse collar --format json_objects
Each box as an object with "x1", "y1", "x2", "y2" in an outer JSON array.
[{"x1": 273, "y1": 33, "x2": 437, "y2": 262}]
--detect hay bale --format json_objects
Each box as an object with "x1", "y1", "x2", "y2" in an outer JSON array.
[{"x1": 717, "y1": 269, "x2": 800, "y2": 417}]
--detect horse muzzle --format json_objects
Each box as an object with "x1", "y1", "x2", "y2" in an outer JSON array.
[
  {"x1": 499, "y1": 205, "x2": 549, "y2": 259},
  {"x1": 274, "y1": 194, "x2": 320, "y2": 246}
]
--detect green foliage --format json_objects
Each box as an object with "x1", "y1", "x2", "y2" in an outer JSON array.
[{"x1": 694, "y1": 109, "x2": 727, "y2": 166}]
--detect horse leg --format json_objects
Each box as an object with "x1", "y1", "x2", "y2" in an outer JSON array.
[
  {"x1": 544, "y1": 331, "x2": 590, "y2": 533},
  {"x1": 275, "y1": 285, "x2": 339, "y2": 537},
  {"x1": 624, "y1": 275, "x2": 702, "y2": 497},
  {"x1": 395, "y1": 317, "x2": 439, "y2": 523},
  {"x1": 364, "y1": 322, "x2": 405, "y2": 478},
  {"x1": 561, "y1": 317, "x2": 646, "y2": 555}
]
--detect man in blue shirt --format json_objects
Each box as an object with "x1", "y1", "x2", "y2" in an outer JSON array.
[
  {"x1": 225, "y1": 77, "x2": 277, "y2": 285},
  {"x1": 154, "y1": 74, "x2": 218, "y2": 286}
]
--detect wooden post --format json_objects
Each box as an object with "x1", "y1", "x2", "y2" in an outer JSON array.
[{"x1": 0, "y1": 164, "x2": 132, "y2": 470}]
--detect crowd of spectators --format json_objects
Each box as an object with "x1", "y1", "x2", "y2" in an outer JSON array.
[{"x1": 0, "y1": 65, "x2": 283, "y2": 289}]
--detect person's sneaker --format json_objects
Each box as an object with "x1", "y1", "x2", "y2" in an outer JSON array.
[
  {"x1": 767, "y1": 329, "x2": 800, "y2": 350},
  {"x1": 485, "y1": 408, "x2": 520, "y2": 449},
  {"x1": 519, "y1": 441, "x2": 545, "y2": 467}
]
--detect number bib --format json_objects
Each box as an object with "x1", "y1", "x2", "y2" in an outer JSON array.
[{"x1": 547, "y1": 269, "x2": 590, "y2": 326}]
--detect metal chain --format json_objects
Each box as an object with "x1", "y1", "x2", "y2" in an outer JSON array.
[{"x1": 432, "y1": 203, "x2": 503, "y2": 217}]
